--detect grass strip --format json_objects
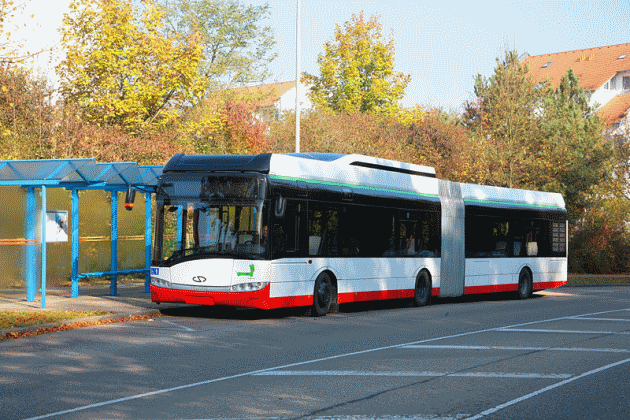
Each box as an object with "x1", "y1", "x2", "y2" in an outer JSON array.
[
  {"x1": 567, "y1": 275, "x2": 630, "y2": 285},
  {"x1": 0, "y1": 310, "x2": 110, "y2": 329}
]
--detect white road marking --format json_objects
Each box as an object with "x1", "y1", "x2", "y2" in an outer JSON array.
[
  {"x1": 23, "y1": 307, "x2": 630, "y2": 420},
  {"x1": 568, "y1": 316, "x2": 630, "y2": 322},
  {"x1": 402, "y1": 345, "x2": 630, "y2": 353},
  {"x1": 467, "y1": 358, "x2": 630, "y2": 419},
  {"x1": 162, "y1": 319, "x2": 196, "y2": 332},
  {"x1": 497, "y1": 328, "x2": 630, "y2": 335},
  {"x1": 254, "y1": 370, "x2": 572, "y2": 379}
]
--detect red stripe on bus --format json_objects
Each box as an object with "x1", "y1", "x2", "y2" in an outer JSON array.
[
  {"x1": 151, "y1": 280, "x2": 566, "y2": 309},
  {"x1": 533, "y1": 280, "x2": 567, "y2": 290},
  {"x1": 337, "y1": 289, "x2": 414, "y2": 303},
  {"x1": 150, "y1": 284, "x2": 311, "y2": 310},
  {"x1": 462, "y1": 280, "x2": 567, "y2": 295}
]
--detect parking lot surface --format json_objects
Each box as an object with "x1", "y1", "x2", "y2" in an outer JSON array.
[{"x1": 1, "y1": 287, "x2": 629, "y2": 420}]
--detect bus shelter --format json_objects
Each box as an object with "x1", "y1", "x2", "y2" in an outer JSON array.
[{"x1": 0, "y1": 159, "x2": 162, "y2": 308}]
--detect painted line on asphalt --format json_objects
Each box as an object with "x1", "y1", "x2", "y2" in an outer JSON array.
[
  {"x1": 496, "y1": 328, "x2": 630, "y2": 335},
  {"x1": 161, "y1": 319, "x2": 195, "y2": 332},
  {"x1": 568, "y1": 316, "x2": 630, "y2": 322},
  {"x1": 254, "y1": 370, "x2": 573, "y2": 379},
  {"x1": 402, "y1": 345, "x2": 630, "y2": 353},
  {"x1": 23, "y1": 306, "x2": 630, "y2": 420},
  {"x1": 467, "y1": 357, "x2": 630, "y2": 420}
]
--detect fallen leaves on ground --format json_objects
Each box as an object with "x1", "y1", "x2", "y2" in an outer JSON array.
[{"x1": 1, "y1": 313, "x2": 162, "y2": 340}]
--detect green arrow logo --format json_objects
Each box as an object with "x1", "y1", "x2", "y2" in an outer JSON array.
[{"x1": 237, "y1": 264, "x2": 255, "y2": 277}]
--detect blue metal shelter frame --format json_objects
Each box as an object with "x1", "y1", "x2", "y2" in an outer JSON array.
[{"x1": 0, "y1": 159, "x2": 162, "y2": 308}]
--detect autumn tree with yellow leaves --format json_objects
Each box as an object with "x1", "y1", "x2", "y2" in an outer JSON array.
[
  {"x1": 57, "y1": 0, "x2": 206, "y2": 131},
  {"x1": 303, "y1": 12, "x2": 410, "y2": 116}
]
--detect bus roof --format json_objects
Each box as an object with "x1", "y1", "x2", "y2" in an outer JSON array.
[{"x1": 161, "y1": 153, "x2": 565, "y2": 211}]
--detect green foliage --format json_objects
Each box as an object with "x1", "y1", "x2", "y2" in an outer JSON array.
[
  {"x1": 158, "y1": 0, "x2": 277, "y2": 88},
  {"x1": 0, "y1": 65, "x2": 54, "y2": 159},
  {"x1": 465, "y1": 50, "x2": 612, "y2": 223},
  {"x1": 268, "y1": 108, "x2": 410, "y2": 157},
  {"x1": 178, "y1": 91, "x2": 271, "y2": 155},
  {"x1": 464, "y1": 50, "x2": 544, "y2": 188},
  {"x1": 57, "y1": 0, "x2": 206, "y2": 130},
  {"x1": 569, "y1": 191, "x2": 630, "y2": 273},
  {"x1": 536, "y1": 68, "x2": 612, "y2": 221},
  {"x1": 303, "y1": 12, "x2": 410, "y2": 115}
]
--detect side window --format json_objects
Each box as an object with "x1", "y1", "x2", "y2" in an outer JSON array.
[
  {"x1": 417, "y1": 211, "x2": 441, "y2": 257},
  {"x1": 272, "y1": 199, "x2": 306, "y2": 258},
  {"x1": 551, "y1": 221, "x2": 567, "y2": 257},
  {"x1": 308, "y1": 202, "x2": 339, "y2": 256}
]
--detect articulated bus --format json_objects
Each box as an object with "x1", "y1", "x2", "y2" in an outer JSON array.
[{"x1": 150, "y1": 153, "x2": 567, "y2": 315}]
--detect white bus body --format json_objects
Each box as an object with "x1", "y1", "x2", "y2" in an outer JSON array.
[{"x1": 150, "y1": 153, "x2": 567, "y2": 313}]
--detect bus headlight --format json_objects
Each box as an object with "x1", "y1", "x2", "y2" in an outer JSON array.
[
  {"x1": 151, "y1": 277, "x2": 171, "y2": 288},
  {"x1": 231, "y1": 282, "x2": 268, "y2": 292}
]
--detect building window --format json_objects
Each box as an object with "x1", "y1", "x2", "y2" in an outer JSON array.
[
  {"x1": 623, "y1": 76, "x2": 630, "y2": 90},
  {"x1": 542, "y1": 62, "x2": 552, "y2": 68}
]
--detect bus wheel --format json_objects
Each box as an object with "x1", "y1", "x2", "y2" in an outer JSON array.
[
  {"x1": 517, "y1": 268, "x2": 533, "y2": 300},
  {"x1": 312, "y1": 272, "x2": 333, "y2": 316},
  {"x1": 414, "y1": 270, "x2": 431, "y2": 307}
]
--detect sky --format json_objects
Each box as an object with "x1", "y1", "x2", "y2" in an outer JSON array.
[{"x1": 11, "y1": 0, "x2": 630, "y2": 112}]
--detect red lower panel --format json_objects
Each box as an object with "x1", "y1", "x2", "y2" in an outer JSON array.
[
  {"x1": 338, "y1": 288, "x2": 440, "y2": 303},
  {"x1": 464, "y1": 284, "x2": 518, "y2": 294},
  {"x1": 337, "y1": 289, "x2": 413, "y2": 304},
  {"x1": 463, "y1": 280, "x2": 567, "y2": 295},
  {"x1": 533, "y1": 280, "x2": 567, "y2": 290},
  {"x1": 150, "y1": 284, "x2": 312, "y2": 310}
]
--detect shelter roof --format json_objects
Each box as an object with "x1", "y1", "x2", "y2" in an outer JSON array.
[
  {"x1": 523, "y1": 43, "x2": 630, "y2": 90},
  {"x1": 0, "y1": 159, "x2": 162, "y2": 190}
]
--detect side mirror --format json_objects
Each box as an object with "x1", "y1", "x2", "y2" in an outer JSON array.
[{"x1": 124, "y1": 186, "x2": 136, "y2": 211}]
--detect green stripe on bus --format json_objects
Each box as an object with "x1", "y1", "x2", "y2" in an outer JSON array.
[
  {"x1": 463, "y1": 199, "x2": 565, "y2": 211},
  {"x1": 269, "y1": 174, "x2": 565, "y2": 211},
  {"x1": 269, "y1": 174, "x2": 440, "y2": 200}
]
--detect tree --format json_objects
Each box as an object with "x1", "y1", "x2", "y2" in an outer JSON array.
[
  {"x1": 158, "y1": 0, "x2": 276, "y2": 89},
  {"x1": 57, "y1": 0, "x2": 206, "y2": 130},
  {"x1": 464, "y1": 50, "x2": 611, "y2": 223},
  {"x1": 303, "y1": 11, "x2": 410, "y2": 115},
  {"x1": 0, "y1": 0, "x2": 45, "y2": 65},
  {"x1": 464, "y1": 50, "x2": 543, "y2": 188},
  {"x1": 536, "y1": 68, "x2": 612, "y2": 221},
  {"x1": 0, "y1": 65, "x2": 54, "y2": 159}
]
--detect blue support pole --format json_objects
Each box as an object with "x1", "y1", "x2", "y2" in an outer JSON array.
[
  {"x1": 71, "y1": 189, "x2": 79, "y2": 298},
  {"x1": 40, "y1": 185, "x2": 47, "y2": 309},
  {"x1": 110, "y1": 190, "x2": 118, "y2": 296},
  {"x1": 144, "y1": 192, "x2": 152, "y2": 293},
  {"x1": 25, "y1": 187, "x2": 36, "y2": 302}
]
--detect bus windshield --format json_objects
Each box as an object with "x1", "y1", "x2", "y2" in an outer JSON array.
[
  {"x1": 155, "y1": 201, "x2": 268, "y2": 265},
  {"x1": 153, "y1": 174, "x2": 269, "y2": 265}
]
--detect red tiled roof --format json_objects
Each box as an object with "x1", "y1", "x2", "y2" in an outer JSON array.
[
  {"x1": 231, "y1": 81, "x2": 296, "y2": 107},
  {"x1": 598, "y1": 93, "x2": 630, "y2": 124},
  {"x1": 523, "y1": 43, "x2": 630, "y2": 90}
]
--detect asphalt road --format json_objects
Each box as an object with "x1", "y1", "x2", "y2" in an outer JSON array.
[{"x1": 2, "y1": 286, "x2": 629, "y2": 420}]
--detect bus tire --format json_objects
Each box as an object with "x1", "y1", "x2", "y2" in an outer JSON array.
[
  {"x1": 517, "y1": 268, "x2": 533, "y2": 300},
  {"x1": 312, "y1": 272, "x2": 333, "y2": 317},
  {"x1": 414, "y1": 270, "x2": 431, "y2": 307}
]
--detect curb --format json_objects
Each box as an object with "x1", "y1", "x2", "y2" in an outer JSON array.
[{"x1": 1, "y1": 308, "x2": 162, "y2": 338}]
